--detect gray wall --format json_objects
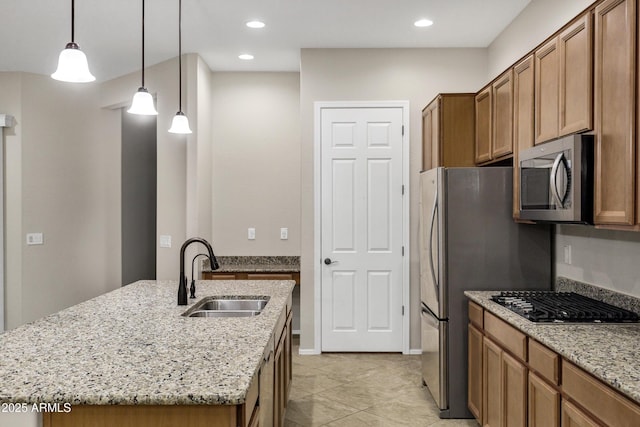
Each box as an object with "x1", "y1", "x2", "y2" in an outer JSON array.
[
  {"x1": 488, "y1": 0, "x2": 640, "y2": 298},
  {"x1": 298, "y1": 48, "x2": 489, "y2": 352},
  {"x1": 121, "y1": 110, "x2": 157, "y2": 285},
  {"x1": 1, "y1": 72, "x2": 122, "y2": 329},
  {"x1": 210, "y1": 72, "x2": 301, "y2": 256}
]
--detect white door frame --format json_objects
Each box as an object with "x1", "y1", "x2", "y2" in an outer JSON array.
[
  {"x1": 313, "y1": 101, "x2": 410, "y2": 354},
  {"x1": 0, "y1": 114, "x2": 14, "y2": 332}
]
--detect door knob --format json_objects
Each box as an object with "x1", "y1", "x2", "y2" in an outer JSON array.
[{"x1": 324, "y1": 258, "x2": 337, "y2": 265}]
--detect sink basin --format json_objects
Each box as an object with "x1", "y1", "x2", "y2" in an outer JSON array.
[
  {"x1": 182, "y1": 296, "x2": 269, "y2": 318},
  {"x1": 187, "y1": 310, "x2": 262, "y2": 318}
]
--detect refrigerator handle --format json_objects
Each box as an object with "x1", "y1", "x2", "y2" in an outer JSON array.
[{"x1": 428, "y1": 189, "x2": 439, "y2": 302}]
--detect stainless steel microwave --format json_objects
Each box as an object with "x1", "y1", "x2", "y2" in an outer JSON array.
[{"x1": 519, "y1": 134, "x2": 594, "y2": 223}]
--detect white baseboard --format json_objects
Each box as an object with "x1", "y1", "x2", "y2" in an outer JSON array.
[
  {"x1": 298, "y1": 348, "x2": 321, "y2": 355},
  {"x1": 408, "y1": 348, "x2": 422, "y2": 355},
  {"x1": 292, "y1": 329, "x2": 301, "y2": 335}
]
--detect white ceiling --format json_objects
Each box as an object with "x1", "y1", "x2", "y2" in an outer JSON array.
[{"x1": 1, "y1": 0, "x2": 530, "y2": 82}]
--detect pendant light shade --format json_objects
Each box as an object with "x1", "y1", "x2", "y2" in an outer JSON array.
[
  {"x1": 168, "y1": 0, "x2": 191, "y2": 134},
  {"x1": 51, "y1": 0, "x2": 95, "y2": 83},
  {"x1": 128, "y1": 88, "x2": 158, "y2": 115},
  {"x1": 128, "y1": 0, "x2": 157, "y2": 115},
  {"x1": 169, "y1": 112, "x2": 192, "y2": 134}
]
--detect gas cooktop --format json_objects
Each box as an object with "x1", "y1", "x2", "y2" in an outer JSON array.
[{"x1": 491, "y1": 291, "x2": 640, "y2": 323}]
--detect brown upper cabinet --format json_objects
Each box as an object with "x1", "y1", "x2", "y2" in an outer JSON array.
[
  {"x1": 492, "y1": 70, "x2": 514, "y2": 159},
  {"x1": 535, "y1": 12, "x2": 593, "y2": 145},
  {"x1": 512, "y1": 55, "x2": 536, "y2": 219},
  {"x1": 475, "y1": 70, "x2": 514, "y2": 165},
  {"x1": 422, "y1": 94, "x2": 475, "y2": 170},
  {"x1": 475, "y1": 86, "x2": 493, "y2": 164},
  {"x1": 559, "y1": 14, "x2": 593, "y2": 135},
  {"x1": 594, "y1": 0, "x2": 636, "y2": 225}
]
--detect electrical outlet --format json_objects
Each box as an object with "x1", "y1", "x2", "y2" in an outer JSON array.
[
  {"x1": 248, "y1": 228, "x2": 256, "y2": 240},
  {"x1": 26, "y1": 233, "x2": 44, "y2": 245},
  {"x1": 160, "y1": 235, "x2": 172, "y2": 248},
  {"x1": 563, "y1": 245, "x2": 572, "y2": 265},
  {"x1": 280, "y1": 228, "x2": 288, "y2": 240}
]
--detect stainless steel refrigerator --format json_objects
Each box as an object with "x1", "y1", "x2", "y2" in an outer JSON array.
[{"x1": 419, "y1": 167, "x2": 552, "y2": 419}]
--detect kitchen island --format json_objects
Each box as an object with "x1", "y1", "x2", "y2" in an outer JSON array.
[{"x1": 0, "y1": 280, "x2": 295, "y2": 427}]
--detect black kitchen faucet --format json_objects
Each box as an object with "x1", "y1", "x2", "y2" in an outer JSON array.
[{"x1": 178, "y1": 237, "x2": 219, "y2": 305}]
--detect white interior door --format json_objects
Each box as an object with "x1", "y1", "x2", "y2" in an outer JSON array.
[{"x1": 320, "y1": 106, "x2": 404, "y2": 352}]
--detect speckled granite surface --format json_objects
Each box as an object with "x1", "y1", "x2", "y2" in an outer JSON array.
[
  {"x1": 556, "y1": 276, "x2": 640, "y2": 314},
  {"x1": 203, "y1": 256, "x2": 300, "y2": 273},
  {"x1": 0, "y1": 280, "x2": 294, "y2": 406},
  {"x1": 465, "y1": 290, "x2": 640, "y2": 404}
]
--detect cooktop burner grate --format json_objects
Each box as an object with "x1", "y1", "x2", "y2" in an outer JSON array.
[{"x1": 490, "y1": 291, "x2": 640, "y2": 323}]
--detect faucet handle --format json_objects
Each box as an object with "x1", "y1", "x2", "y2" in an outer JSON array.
[{"x1": 190, "y1": 279, "x2": 196, "y2": 299}]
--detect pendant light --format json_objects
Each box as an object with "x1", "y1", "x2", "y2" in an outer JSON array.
[
  {"x1": 51, "y1": 0, "x2": 95, "y2": 83},
  {"x1": 168, "y1": 0, "x2": 192, "y2": 134},
  {"x1": 128, "y1": 0, "x2": 158, "y2": 115}
]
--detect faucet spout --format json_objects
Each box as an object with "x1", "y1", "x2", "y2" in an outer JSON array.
[{"x1": 178, "y1": 237, "x2": 219, "y2": 305}]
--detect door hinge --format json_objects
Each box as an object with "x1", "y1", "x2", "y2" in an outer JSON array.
[
  {"x1": 402, "y1": 246, "x2": 405, "y2": 256},
  {"x1": 402, "y1": 305, "x2": 405, "y2": 316},
  {"x1": 401, "y1": 125, "x2": 405, "y2": 136},
  {"x1": 401, "y1": 185, "x2": 405, "y2": 195}
]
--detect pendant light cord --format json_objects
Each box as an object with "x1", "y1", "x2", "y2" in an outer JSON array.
[
  {"x1": 178, "y1": 0, "x2": 183, "y2": 112},
  {"x1": 141, "y1": 0, "x2": 146, "y2": 87},
  {"x1": 71, "y1": 0, "x2": 75, "y2": 42}
]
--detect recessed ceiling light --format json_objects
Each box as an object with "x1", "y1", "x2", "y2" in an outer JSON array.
[
  {"x1": 239, "y1": 54, "x2": 254, "y2": 60},
  {"x1": 414, "y1": 19, "x2": 434, "y2": 28},
  {"x1": 246, "y1": 20, "x2": 265, "y2": 29}
]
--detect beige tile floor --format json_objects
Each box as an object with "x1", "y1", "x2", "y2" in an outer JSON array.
[{"x1": 285, "y1": 337, "x2": 479, "y2": 427}]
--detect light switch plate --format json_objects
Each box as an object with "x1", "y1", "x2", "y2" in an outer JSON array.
[
  {"x1": 160, "y1": 235, "x2": 172, "y2": 248},
  {"x1": 280, "y1": 228, "x2": 288, "y2": 240},
  {"x1": 248, "y1": 228, "x2": 256, "y2": 240},
  {"x1": 26, "y1": 233, "x2": 44, "y2": 245}
]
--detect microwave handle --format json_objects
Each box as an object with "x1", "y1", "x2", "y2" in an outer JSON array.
[{"x1": 550, "y1": 152, "x2": 569, "y2": 208}]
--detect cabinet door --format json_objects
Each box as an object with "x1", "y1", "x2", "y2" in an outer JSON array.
[
  {"x1": 475, "y1": 87, "x2": 493, "y2": 164},
  {"x1": 513, "y1": 55, "x2": 535, "y2": 219},
  {"x1": 259, "y1": 348, "x2": 275, "y2": 427},
  {"x1": 502, "y1": 353, "x2": 527, "y2": 427},
  {"x1": 430, "y1": 102, "x2": 440, "y2": 167},
  {"x1": 492, "y1": 70, "x2": 514, "y2": 159},
  {"x1": 562, "y1": 400, "x2": 601, "y2": 427},
  {"x1": 422, "y1": 106, "x2": 433, "y2": 170},
  {"x1": 482, "y1": 337, "x2": 502, "y2": 427},
  {"x1": 203, "y1": 273, "x2": 237, "y2": 280},
  {"x1": 594, "y1": 0, "x2": 636, "y2": 225},
  {"x1": 274, "y1": 335, "x2": 285, "y2": 427},
  {"x1": 528, "y1": 372, "x2": 560, "y2": 427},
  {"x1": 468, "y1": 324, "x2": 483, "y2": 422},
  {"x1": 285, "y1": 310, "x2": 293, "y2": 402},
  {"x1": 559, "y1": 13, "x2": 593, "y2": 136},
  {"x1": 535, "y1": 37, "x2": 560, "y2": 144}
]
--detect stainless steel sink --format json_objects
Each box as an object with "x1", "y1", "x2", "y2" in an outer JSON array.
[
  {"x1": 187, "y1": 310, "x2": 262, "y2": 317},
  {"x1": 182, "y1": 296, "x2": 269, "y2": 318}
]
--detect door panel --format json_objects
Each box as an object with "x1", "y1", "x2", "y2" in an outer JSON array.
[
  {"x1": 332, "y1": 159, "x2": 356, "y2": 251},
  {"x1": 421, "y1": 308, "x2": 447, "y2": 410},
  {"x1": 419, "y1": 169, "x2": 442, "y2": 318},
  {"x1": 367, "y1": 271, "x2": 392, "y2": 330},
  {"x1": 368, "y1": 159, "x2": 392, "y2": 251},
  {"x1": 329, "y1": 271, "x2": 356, "y2": 330},
  {"x1": 321, "y1": 107, "x2": 404, "y2": 351}
]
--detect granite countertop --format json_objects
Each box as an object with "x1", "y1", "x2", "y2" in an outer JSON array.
[
  {"x1": 0, "y1": 280, "x2": 295, "y2": 406},
  {"x1": 203, "y1": 256, "x2": 300, "y2": 273},
  {"x1": 465, "y1": 290, "x2": 640, "y2": 404}
]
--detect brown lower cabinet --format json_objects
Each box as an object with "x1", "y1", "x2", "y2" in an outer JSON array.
[
  {"x1": 203, "y1": 271, "x2": 300, "y2": 286},
  {"x1": 528, "y1": 372, "x2": 560, "y2": 427},
  {"x1": 468, "y1": 301, "x2": 640, "y2": 427}
]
